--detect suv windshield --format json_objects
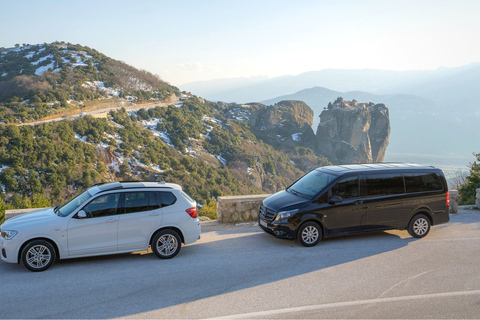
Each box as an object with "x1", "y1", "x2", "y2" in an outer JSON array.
[
  {"x1": 57, "y1": 190, "x2": 92, "y2": 217},
  {"x1": 288, "y1": 169, "x2": 337, "y2": 199}
]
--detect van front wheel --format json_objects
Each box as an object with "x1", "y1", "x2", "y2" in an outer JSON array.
[
  {"x1": 298, "y1": 222, "x2": 322, "y2": 247},
  {"x1": 408, "y1": 214, "x2": 431, "y2": 238}
]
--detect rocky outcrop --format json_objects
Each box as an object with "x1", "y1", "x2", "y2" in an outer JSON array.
[
  {"x1": 224, "y1": 99, "x2": 390, "y2": 165},
  {"x1": 249, "y1": 100, "x2": 316, "y2": 149},
  {"x1": 315, "y1": 100, "x2": 390, "y2": 164}
]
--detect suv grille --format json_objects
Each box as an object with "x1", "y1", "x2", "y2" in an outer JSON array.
[{"x1": 259, "y1": 205, "x2": 276, "y2": 222}]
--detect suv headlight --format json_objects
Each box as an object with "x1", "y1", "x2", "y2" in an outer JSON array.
[
  {"x1": 1, "y1": 230, "x2": 18, "y2": 240},
  {"x1": 275, "y1": 209, "x2": 298, "y2": 221}
]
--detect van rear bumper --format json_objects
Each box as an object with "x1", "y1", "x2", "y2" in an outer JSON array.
[{"x1": 432, "y1": 207, "x2": 450, "y2": 225}]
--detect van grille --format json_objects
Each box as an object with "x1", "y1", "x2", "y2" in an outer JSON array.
[{"x1": 259, "y1": 205, "x2": 276, "y2": 222}]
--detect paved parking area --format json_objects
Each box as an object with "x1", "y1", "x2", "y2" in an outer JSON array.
[{"x1": 1, "y1": 209, "x2": 479, "y2": 319}]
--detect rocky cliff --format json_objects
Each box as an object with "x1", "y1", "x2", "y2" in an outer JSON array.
[
  {"x1": 315, "y1": 100, "x2": 390, "y2": 164},
  {"x1": 225, "y1": 98, "x2": 390, "y2": 165},
  {"x1": 248, "y1": 100, "x2": 316, "y2": 150}
]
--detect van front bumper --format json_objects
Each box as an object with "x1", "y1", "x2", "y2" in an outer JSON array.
[{"x1": 259, "y1": 219, "x2": 296, "y2": 240}]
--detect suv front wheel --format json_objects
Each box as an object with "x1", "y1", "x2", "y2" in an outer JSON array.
[
  {"x1": 152, "y1": 229, "x2": 182, "y2": 259},
  {"x1": 21, "y1": 240, "x2": 56, "y2": 272}
]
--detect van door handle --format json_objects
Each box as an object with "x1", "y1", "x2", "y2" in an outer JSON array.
[{"x1": 354, "y1": 200, "x2": 364, "y2": 205}]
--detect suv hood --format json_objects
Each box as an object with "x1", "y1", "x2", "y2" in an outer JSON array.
[
  {"x1": 263, "y1": 190, "x2": 310, "y2": 212},
  {"x1": 2, "y1": 208, "x2": 58, "y2": 229}
]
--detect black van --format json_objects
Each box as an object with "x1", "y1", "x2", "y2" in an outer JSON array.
[{"x1": 259, "y1": 163, "x2": 450, "y2": 246}]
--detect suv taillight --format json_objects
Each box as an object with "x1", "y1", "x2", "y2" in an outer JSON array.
[
  {"x1": 446, "y1": 191, "x2": 450, "y2": 206},
  {"x1": 186, "y1": 207, "x2": 197, "y2": 218}
]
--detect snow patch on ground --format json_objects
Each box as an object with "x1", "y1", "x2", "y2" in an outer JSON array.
[
  {"x1": 74, "y1": 133, "x2": 88, "y2": 142},
  {"x1": 292, "y1": 133, "x2": 302, "y2": 141},
  {"x1": 216, "y1": 155, "x2": 227, "y2": 165},
  {"x1": 31, "y1": 54, "x2": 53, "y2": 66}
]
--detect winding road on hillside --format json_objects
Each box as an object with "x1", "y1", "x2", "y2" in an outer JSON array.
[
  {"x1": 1, "y1": 209, "x2": 479, "y2": 319},
  {"x1": 18, "y1": 99, "x2": 182, "y2": 126}
]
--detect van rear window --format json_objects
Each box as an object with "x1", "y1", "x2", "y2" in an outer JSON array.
[
  {"x1": 404, "y1": 173, "x2": 443, "y2": 193},
  {"x1": 366, "y1": 173, "x2": 405, "y2": 196}
]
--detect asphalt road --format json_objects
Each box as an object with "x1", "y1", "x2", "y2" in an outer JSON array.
[{"x1": 1, "y1": 209, "x2": 480, "y2": 319}]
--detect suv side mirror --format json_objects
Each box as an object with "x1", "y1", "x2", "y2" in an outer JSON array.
[
  {"x1": 329, "y1": 195, "x2": 343, "y2": 205},
  {"x1": 76, "y1": 210, "x2": 87, "y2": 219}
]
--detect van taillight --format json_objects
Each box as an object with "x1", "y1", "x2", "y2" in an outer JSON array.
[
  {"x1": 186, "y1": 207, "x2": 197, "y2": 218},
  {"x1": 446, "y1": 191, "x2": 450, "y2": 206}
]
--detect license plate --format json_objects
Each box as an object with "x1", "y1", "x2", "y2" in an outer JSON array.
[{"x1": 260, "y1": 219, "x2": 268, "y2": 228}]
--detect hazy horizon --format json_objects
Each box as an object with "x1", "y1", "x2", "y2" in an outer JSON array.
[{"x1": 1, "y1": 0, "x2": 480, "y2": 86}]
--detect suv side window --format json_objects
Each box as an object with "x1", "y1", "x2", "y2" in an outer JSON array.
[
  {"x1": 123, "y1": 192, "x2": 160, "y2": 214},
  {"x1": 405, "y1": 173, "x2": 443, "y2": 193},
  {"x1": 331, "y1": 176, "x2": 359, "y2": 199},
  {"x1": 366, "y1": 173, "x2": 405, "y2": 197},
  {"x1": 157, "y1": 191, "x2": 177, "y2": 207},
  {"x1": 83, "y1": 193, "x2": 120, "y2": 218}
]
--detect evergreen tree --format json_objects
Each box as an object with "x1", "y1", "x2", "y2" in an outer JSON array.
[{"x1": 459, "y1": 152, "x2": 480, "y2": 204}]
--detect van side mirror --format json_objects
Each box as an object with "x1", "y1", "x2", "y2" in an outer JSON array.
[
  {"x1": 329, "y1": 195, "x2": 343, "y2": 205},
  {"x1": 76, "y1": 210, "x2": 87, "y2": 219}
]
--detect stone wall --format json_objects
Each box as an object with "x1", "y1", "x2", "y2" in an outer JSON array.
[
  {"x1": 450, "y1": 190, "x2": 459, "y2": 213},
  {"x1": 5, "y1": 208, "x2": 45, "y2": 220},
  {"x1": 216, "y1": 194, "x2": 270, "y2": 223},
  {"x1": 476, "y1": 188, "x2": 480, "y2": 209}
]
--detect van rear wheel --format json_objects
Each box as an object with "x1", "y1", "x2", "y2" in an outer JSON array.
[
  {"x1": 298, "y1": 222, "x2": 322, "y2": 247},
  {"x1": 408, "y1": 214, "x2": 431, "y2": 238}
]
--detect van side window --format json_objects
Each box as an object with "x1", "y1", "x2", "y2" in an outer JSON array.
[
  {"x1": 331, "y1": 176, "x2": 359, "y2": 199},
  {"x1": 366, "y1": 173, "x2": 405, "y2": 197},
  {"x1": 405, "y1": 173, "x2": 443, "y2": 193}
]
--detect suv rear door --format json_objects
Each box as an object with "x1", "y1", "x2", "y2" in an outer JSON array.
[{"x1": 117, "y1": 191, "x2": 162, "y2": 251}]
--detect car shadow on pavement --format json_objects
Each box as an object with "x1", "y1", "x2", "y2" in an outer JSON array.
[{"x1": 9, "y1": 226, "x2": 418, "y2": 318}]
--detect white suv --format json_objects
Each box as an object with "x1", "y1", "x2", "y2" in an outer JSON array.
[{"x1": 0, "y1": 181, "x2": 201, "y2": 272}]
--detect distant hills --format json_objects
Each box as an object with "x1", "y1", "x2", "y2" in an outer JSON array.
[{"x1": 181, "y1": 65, "x2": 480, "y2": 168}]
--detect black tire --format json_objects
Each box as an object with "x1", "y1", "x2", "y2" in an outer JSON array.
[
  {"x1": 408, "y1": 214, "x2": 431, "y2": 238},
  {"x1": 21, "y1": 240, "x2": 56, "y2": 272},
  {"x1": 297, "y1": 221, "x2": 322, "y2": 247},
  {"x1": 151, "y1": 229, "x2": 182, "y2": 259}
]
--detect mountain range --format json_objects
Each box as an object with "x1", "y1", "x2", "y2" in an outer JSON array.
[{"x1": 182, "y1": 65, "x2": 480, "y2": 168}]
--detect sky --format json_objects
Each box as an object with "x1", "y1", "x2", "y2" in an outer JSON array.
[{"x1": 1, "y1": 0, "x2": 480, "y2": 86}]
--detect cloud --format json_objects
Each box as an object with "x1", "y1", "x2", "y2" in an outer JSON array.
[{"x1": 178, "y1": 62, "x2": 203, "y2": 72}]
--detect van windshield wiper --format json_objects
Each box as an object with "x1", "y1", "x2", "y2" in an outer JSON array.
[{"x1": 288, "y1": 188, "x2": 303, "y2": 197}]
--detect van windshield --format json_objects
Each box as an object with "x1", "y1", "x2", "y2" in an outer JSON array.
[{"x1": 287, "y1": 170, "x2": 337, "y2": 199}]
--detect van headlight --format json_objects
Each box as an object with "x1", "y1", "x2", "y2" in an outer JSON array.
[
  {"x1": 275, "y1": 209, "x2": 298, "y2": 221},
  {"x1": 1, "y1": 230, "x2": 18, "y2": 240}
]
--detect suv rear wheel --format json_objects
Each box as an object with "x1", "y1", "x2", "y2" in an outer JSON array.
[
  {"x1": 152, "y1": 229, "x2": 182, "y2": 259},
  {"x1": 298, "y1": 221, "x2": 322, "y2": 247}
]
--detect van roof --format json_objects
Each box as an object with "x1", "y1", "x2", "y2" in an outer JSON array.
[{"x1": 318, "y1": 163, "x2": 439, "y2": 174}]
